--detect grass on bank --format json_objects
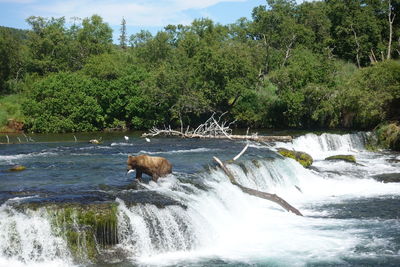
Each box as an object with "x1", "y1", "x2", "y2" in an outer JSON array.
[{"x1": 0, "y1": 94, "x2": 25, "y2": 132}]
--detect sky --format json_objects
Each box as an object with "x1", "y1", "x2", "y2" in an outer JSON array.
[{"x1": 0, "y1": 0, "x2": 308, "y2": 41}]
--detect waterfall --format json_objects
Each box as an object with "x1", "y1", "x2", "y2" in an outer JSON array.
[
  {"x1": 275, "y1": 132, "x2": 369, "y2": 159},
  {"x1": 0, "y1": 202, "x2": 73, "y2": 267}
]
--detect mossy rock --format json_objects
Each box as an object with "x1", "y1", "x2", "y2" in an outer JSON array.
[
  {"x1": 46, "y1": 202, "x2": 119, "y2": 263},
  {"x1": 8, "y1": 165, "x2": 26, "y2": 171},
  {"x1": 325, "y1": 155, "x2": 356, "y2": 163},
  {"x1": 372, "y1": 123, "x2": 400, "y2": 151},
  {"x1": 277, "y1": 148, "x2": 313, "y2": 168}
]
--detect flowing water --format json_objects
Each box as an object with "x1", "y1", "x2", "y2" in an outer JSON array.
[{"x1": 0, "y1": 132, "x2": 400, "y2": 266}]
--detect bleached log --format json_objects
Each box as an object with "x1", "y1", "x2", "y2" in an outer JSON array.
[
  {"x1": 233, "y1": 144, "x2": 249, "y2": 161},
  {"x1": 142, "y1": 132, "x2": 292, "y2": 142},
  {"x1": 142, "y1": 113, "x2": 292, "y2": 142},
  {"x1": 213, "y1": 156, "x2": 303, "y2": 216}
]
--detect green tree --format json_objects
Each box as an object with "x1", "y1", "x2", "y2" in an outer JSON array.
[
  {"x1": 119, "y1": 18, "x2": 127, "y2": 49},
  {"x1": 26, "y1": 16, "x2": 71, "y2": 74},
  {"x1": 326, "y1": 0, "x2": 384, "y2": 66},
  {"x1": 77, "y1": 15, "x2": 113, "y2": 57},
  {"x1": 0, "y1": 27, "x2": 26, "y2": 94},
  {"x1": 339, "y1": 60, "x2": 400, "y2": 128}
]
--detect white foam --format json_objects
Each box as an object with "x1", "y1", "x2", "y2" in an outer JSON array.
[
  {"x1": 0, "y1": 152, "x2": 57, "y2": 164},
  {"x1": 275, "y1": 132, "x2": 367, "y2": 160},
  {"x1": 0, "y1": 204, "x2": 73, "y2": 266},
  {"x1": 111, "y1": 142, "x2": 134, "y2": 146},
  {"x1": 128, "y1": 172, "x2": 366, "y2": 266},
  {"x1": 137, "y1": 148, "x2": 219, "y2": 155}
]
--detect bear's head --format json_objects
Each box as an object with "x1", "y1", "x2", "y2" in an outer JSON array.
[{"x1": 126, "y1": 155, "x2": 138, "y2": 173}]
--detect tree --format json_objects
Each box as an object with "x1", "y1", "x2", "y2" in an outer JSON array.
[
  {"x1": 77, "y1": 15, "x2": 113, "y2": 57},
  {"x1": 129, "y1": 30, "x2": 152, "y2": 47},
  {"x1": 251, "y1": 0, "x2": 313, "y2": 74},
  {"x1": 119, "y1": 17, "x2": 127, "y2": 49},
  {"x1": 326, "y1": 0, "x2": 385, "y2": 66},
  {"x1": 0, "y1": 27, "x2": 26, "y2": 94},
  {"x1": 26, "y1": 16, "x2": 71, "y2": 74}
]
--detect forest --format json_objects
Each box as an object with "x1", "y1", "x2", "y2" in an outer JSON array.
[{"x1": 0, "y1": 0, "x2": 399, "y2": 133}]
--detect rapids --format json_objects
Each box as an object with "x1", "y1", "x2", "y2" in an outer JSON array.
[{"x1": 0, "y1": 132, "x2": 399, "y2": 266}]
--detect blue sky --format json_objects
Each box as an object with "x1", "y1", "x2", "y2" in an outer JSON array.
[{"x1": 0, "y1": 0, "x2": 308, "y2": 40}]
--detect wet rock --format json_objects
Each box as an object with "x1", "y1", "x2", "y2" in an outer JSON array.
[
  {"x1": 8, "y1": 165, "x2": 26, "y2": 171},
  {"x1": 98, "y1": 181, "x2": 147, "y2": 191},
  {"x1": 115, "y1": 190, "x2": 187, "y2": 209},
  {"x1": 277, "y1": 148, "x2": 313, "y2": 167},
  {"x1": 238, "y1": 162, "x2": 249, "y2": 175},
  {"x1": 386, "y1": 158, "x2": 400, "y2": 164},
  {"x1": 372, "y1": 173, "x2": 400, "y2": 183},
  {"x1": 177, "y1": 177, "x2": 211, "y2": 192},
  {"x1": 251, "y1": 159, "x2": 262, "y2": 168},
  {"x1": 325, "y1": 155, "x2": 356, "y2": 163}
]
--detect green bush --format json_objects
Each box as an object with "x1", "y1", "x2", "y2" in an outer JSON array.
[
  {"x1": 23, "y1": 72, "x2": 104, "y2": 133},
  {"x1": 374, "y1": 123, "x2": 400, "y2": 151},
  {"x1": 340, "y1": 60, "x2": 400, "y2": 128}
]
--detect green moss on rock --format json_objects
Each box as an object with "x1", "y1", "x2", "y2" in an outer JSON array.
[
  {"x1": 325, "y1": 155, "x2": 356, "y2": 163},
  {"x1": 373, "y1": 123, "x2": 400, "y2": 151},
  {"x1": 277, "y1": 148, "x2": 313, "y2": 168},
  {"x1": 47, "y1": 202, "x2": 119, "y2": 263},
  {"x1": 8, "y1": 165, "x2": 26, "y2": 171}
]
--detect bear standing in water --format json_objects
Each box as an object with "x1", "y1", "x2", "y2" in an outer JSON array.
[{"x1": 127, "y1": 154, "x2": 172, "y2": 182}]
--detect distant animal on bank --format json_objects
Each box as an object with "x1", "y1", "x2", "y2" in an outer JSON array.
[
  {"x1": 124, "y1": 136, "x2": 129, "y2": 141},
  {"x1": 126, "y1": 154, "x2": 172, "y2": 182}
]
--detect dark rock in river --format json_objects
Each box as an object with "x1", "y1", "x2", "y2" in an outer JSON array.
[
  {"x1": 115, "y1": 190, "x2": 187, "y2": 209},
  {"x1": 386, "y1": 158, "x2": 400, "y2": 164},
  {"x1": 325, "y1": 155, "x2": 356, "y2": 163},
  {"x1": 277, "y1": 148, "x2": 313, "y2": 167},
  {"x1": 372, "y1": 173, "x2": 400, "y2": 183}
]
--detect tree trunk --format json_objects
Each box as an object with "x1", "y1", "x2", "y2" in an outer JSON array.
[
  {"x1": 350, "y1": 24, "x2": 361, "y2": 68},
  {"x1": 387, "y1": 0, "x2": 395, "y2": 60}
]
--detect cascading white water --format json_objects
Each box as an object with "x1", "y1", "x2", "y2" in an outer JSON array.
[
  {"x1": 275, "y1": 132, "x2": 369, "y2": 159},
  {"x1": 113, "y1": 148, "x2": 400, "y2": 266},
  {"x1": 0, "y1": 201, "x2": 73, "y2": 267}
]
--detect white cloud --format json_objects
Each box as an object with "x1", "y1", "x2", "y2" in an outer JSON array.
[{"x1": 27, "y1": 0, "x2": 247, "y2": 26}]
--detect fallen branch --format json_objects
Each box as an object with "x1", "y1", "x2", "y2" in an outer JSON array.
[
  {"x1": 213, "y1": 156, "x2": 303, "y2": 216},
  {"x1": 142, "y1": 113, "x2": 292, "y2": 143},
  {"x1": 233, "y1": 144, "x2": 249, "y2": 161}
]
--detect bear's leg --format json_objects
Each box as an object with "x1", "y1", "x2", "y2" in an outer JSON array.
[
  {"x1": 152, "y1": 174, "x2": 159, "y2": 183},
  {"x1": 136, "y1": 170, "x2": 143, "y2": 182}
]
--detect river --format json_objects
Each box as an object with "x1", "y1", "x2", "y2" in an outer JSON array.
[{"x1": 0, "y1": 132, "x2": 399, "y2": 266}]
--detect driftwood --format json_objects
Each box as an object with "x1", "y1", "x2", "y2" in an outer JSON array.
[
  {"x1": 142, "y1": 113, "x2": 292, "y2": 142},
  {"x1": 213, "y1": 156, "x2": 303, "y2": 216}
]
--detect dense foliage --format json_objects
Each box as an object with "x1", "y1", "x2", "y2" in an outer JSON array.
[{"x1": 0, "y1": 0, "x2": 399, "y2": 133}]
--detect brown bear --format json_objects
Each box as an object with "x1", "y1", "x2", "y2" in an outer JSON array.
[{"x1": 126, "y1": 154, "x2": 172, "y2": 182}]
